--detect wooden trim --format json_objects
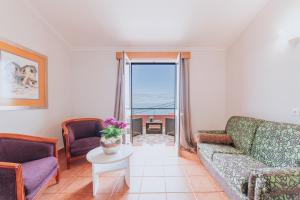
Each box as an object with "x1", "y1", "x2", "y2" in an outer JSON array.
[
  {"x1": 0, "y1": 133, "x2": 57, "y2": 145},
  {"x1": 181, "y1": 52, "x2": 191, "y2": 59},
  {"x1": 116, "y1": 52, "x2": 123, "y2": 60},
  {"x1": 61, "y1": 118, "x2": 104, "y2": 169},
  {"x1": 0, "y1": 162, "x2": 25, "y2": 200},
  {"x1": 116, "y1": 51, "x2": 191, "y2": 60}
]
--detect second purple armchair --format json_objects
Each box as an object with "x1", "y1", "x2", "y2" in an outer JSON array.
[{"x1": 61, "y1": 118, "x2": 104, "y2": 169}]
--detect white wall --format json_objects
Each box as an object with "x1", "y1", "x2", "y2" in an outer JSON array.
[
  {"x1": 0, "y1": 0, "x2": 72, "y2": 148},
  {"x1": 71, "y1": 49, "x2": 227, "y2": 132},
  {"x1": 227, "y1": 0, "x2": 300, "y2": 124}
]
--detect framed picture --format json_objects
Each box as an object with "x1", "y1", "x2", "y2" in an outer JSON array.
[{"x1": 0, "y1": 40, "x2": 47, "y2": 110}]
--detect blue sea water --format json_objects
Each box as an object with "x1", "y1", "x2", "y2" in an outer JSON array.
[{"x1": 132, "y1": 93, "x2": 175, "y2": 115}]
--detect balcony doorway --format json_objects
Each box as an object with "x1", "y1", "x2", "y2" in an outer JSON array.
[{"x1": 128, "y1": 63, "x2": 178, "y2": 146}]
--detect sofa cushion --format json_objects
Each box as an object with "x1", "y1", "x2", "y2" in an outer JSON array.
[
  {"x1": 70, "y1": 137, "x2": 100, "y2": 157},
  {"x1": 251, "y1": 121, "x2": 300, "y2": 167},
  {"x1": 225, "y1": 116, "x2": 263, "y2": 155},
  {"x1": 213, "y1": 153, "x2": 267, "y2": 195},
  {"x1": 198, "y1": 143, "x2": 244, "y2": 161},
  {"x1": 22, "y1": 157, "x2": 58, "y2": 196},
  {"x1": 68, "y1": 120, "x2": 101, "y2": 140}
]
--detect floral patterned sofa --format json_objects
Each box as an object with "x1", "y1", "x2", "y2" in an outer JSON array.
[{"x1": 197, "y1": 116, "x2": 300, "y2": 200}]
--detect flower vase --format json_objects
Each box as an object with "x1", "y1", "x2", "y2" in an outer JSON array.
[{"x1": 100, "y1": 136, "x2": 121, "y2": 155}]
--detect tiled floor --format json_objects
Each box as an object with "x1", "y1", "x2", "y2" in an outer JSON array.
[{"x1": 41, "y1": 144, "x2": 229, "y2": 200}]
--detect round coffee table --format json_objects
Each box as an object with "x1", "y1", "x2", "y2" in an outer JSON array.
[{"x1": 86, "y1": 144, "x2": 133, "y2": 196}]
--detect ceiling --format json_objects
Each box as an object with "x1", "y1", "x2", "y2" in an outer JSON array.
[{"x1": 27, "y1": 0, "x2": 270, "y2": 49}]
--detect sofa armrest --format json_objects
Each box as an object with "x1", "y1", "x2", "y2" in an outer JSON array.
[
  {"x1": 248, "y1": 167, "x2": 300, "y2": 200},
  {"x1": 0, "y1": 162, "x2": 25, "y2": 200},
  {"x1": 0, "y1": 133, "x2": 58, "y2": 163},
  {"x1": 198, "y1": 130, "x2": 226, "y2": 134},
  {"x1": 198, "y1": 133, "x2": 233, "y2": 145}
]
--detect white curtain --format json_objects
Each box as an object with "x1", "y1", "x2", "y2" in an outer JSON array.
[
  {"x1": 114, "y1": 52, "x2": 125, "y2": 121},
  {"x1": 179, "y1": 54, "x2": 196, "y2": 152}
]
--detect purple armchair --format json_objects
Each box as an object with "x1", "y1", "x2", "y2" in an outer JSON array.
[
  {"x1": 0, "y1": 133, "x2": 59, "y2": 200},
  {"x1": 61, "y1": 118, "x2": 104, "y2": 169}
]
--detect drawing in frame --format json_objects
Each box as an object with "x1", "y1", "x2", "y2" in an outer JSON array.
[{"x1": 0, "y1": 39, "x2": 47, "y2": 110}]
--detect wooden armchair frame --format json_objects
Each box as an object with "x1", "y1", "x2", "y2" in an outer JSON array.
[
  {"x1": 0, "y1": 133, "x2": 59, "y2": 200},
  {"x1": 61, "y1": 118, "x2": 104, "y2": 169}
]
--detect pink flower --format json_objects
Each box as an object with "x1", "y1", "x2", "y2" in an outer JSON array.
[
  {"x1": 116, "y1": 121, "x2": 127, "y2": 129},
  {"x1": 103, "y1": 117, "x2": 127, "y2": 129}
]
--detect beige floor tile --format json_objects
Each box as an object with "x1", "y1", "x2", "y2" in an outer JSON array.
[
  {"x1": 163, "y1": 166, "x2": 185, "y2": 177},
  {"x1": 139, "y1": 193, "x2": 166, "y2": 200},
  {"x1": 189, "y1": 176, "x2": 222, "y2": 192},
  {"x1": 115, "y1": 177, "x2": 142, "y2": 193},
  {"x1": 39, "y1": 193, "x2": 56, "y2": 200},
  {"x1": 44, "y1": 178, "x2": 73, "y2": 194},
  {"x1": 143, "y1": 166, "x2": 164, "y2": 176},
  {"x1": 141, "y1": 177, "x2": 165, "y2": 193},
  {"x1": 112, "y1": 193, "x2": 140, "y2": 200},
  {"x1": 197, "y1": 192, "x2": 229, "y2": 200},
  {"x1": 130, "y1": 166, "x2": 144, "y2": 177},
  {"x1": 184, "y1": 165, "x2": 208, "y2": 176},
  {"x1": 62, "y1": 177, "x2": 93, "y2": 194},
  {"x1": 165, "y1": 177, "x2": 192, "y2": 192},
  {"x1": 166, "y1": 193, "x2": 197, "y2": 200}
]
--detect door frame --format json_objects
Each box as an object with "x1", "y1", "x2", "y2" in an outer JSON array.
[{"x1": 129, "y1": 62, "x2": 179, "y2": 145}]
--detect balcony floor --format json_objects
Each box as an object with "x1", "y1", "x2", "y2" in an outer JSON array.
[{"x1": 133, "y1": 134, "x2": 174, "y2": 146}]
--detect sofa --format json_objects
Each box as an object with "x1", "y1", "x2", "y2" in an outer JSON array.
[
  {"x1": 0, "y1": 133, "x2": 59, "y2": 200},
  {"x1": 61, "y1": 118, "x2": 104, "y2": 169},
  {"x1": 197, "y1": 116, "x2": 300, "y2": 200}
]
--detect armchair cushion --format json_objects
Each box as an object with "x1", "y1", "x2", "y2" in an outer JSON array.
[
  {"x1": 70, "y1": 137, "x2": 100, "y2": 157},
  {"x1": 199, "y1": 133, "x2": 233, "y2": 145},
  {"x1": 0, "y1": 138, "x2": 54, "y2": 163},
  {"x1": 22, "y1": 157, "x2": 57, "y2": 196},
  {"x1": 67, "y1": 120, "x2": 102, "y2": 142}
]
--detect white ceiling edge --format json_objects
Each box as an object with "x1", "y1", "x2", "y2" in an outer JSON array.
[
  {"x1": 22, "y1": 0, "x2": 72, "y2": 50},
  {"x1": 70, "y1": 46, "x2": 227, "y2": 52}
]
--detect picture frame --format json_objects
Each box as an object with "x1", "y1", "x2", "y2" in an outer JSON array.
[{"x1": 0, "y1": 39, "x2": 47, "y2": 110}]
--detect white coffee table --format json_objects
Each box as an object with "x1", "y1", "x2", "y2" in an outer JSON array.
[{"x1": 86, "y1": 144, "x2": 133, "y2": 196}]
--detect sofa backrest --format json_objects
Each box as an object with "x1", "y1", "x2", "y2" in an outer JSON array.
[
  {"x1": 67, "y1": 120, "x2": 102, "y2": 142},
  {"x1": 225, "y1": 116, "x2": 263, "y2": 155},
  {"x1": 0, "y1": 138, "x2": 54, "y2": 163},
  {"x1": 251, "y1": 121, "x2": 300, "y2": 167}
]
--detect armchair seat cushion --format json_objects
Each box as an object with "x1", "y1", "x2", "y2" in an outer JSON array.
[
  {"x1": 22, "y1": 157, "x2": 58, "y2": 196},
  {"x1": 70, "y1": 137, "x2": 100, "y2": 157},
  {"x1": 198, "y1": 143, "x2": 244, "y2": 161},
  {"x1": 212, "y1": 153, "x2": 267, "y2": 195}
]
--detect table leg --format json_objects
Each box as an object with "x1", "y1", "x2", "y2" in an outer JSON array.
[
  {"x1": 125, "y1": 158, "x2": 130, "y2": 187},
  {"x1": 92, "y1": 164, "x2": 99, "y2": 196}
]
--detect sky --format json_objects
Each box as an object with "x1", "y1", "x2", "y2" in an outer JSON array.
[{"x1": 131, "y1": 63, "x2": 176, "y2": 109}]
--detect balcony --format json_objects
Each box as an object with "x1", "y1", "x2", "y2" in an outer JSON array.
[{"x1": 130, "y1": 108, "x2": 175, "y2": 146}]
